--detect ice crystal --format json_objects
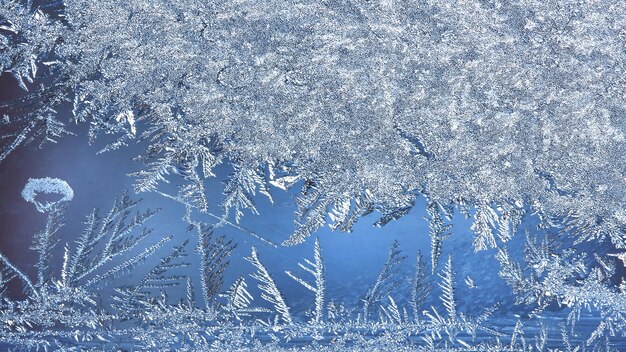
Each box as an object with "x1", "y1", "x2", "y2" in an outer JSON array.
[
  {"x1": 362, "y1": 240, "x2": 406, "y2": 320},
  {"x1": 285, "y1": 237, "x2": 325, "y2": 324},
  {"x1": 21, "y1": 177, "x2": 73, "y2": 213},
  {"x1": 410, "y1": 251, "x2": 430, "y2": 321},
  {"x1": 245, "y1": 246, "x2": 293, "y2": 325}
]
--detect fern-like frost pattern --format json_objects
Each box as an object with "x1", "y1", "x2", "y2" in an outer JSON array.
[{"x1": 1, "y1": 0, "x2": 625, "y2": 350}]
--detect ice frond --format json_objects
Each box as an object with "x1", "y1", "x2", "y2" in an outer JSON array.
[
  {"x1": 285, "y1": 237, "x2": 325, "y2": 324},
  {"x1": 362, "y1": 240, "x2": 406, "y2": 319},
  {"x1": 411, "y1": 250, "x2": 430, "y2": 321},
  {"x1": 221, "y1": 276, "x2": 255, "y2": 320},
  {"x1": 177, "y1": 158, "x2": 209, "y2": 213},
  {"x1": 524, "y1": 232, "x2": 559, "y2": 275},
  {"x1": 283, "y1": 184, "x2": 330, "y2": 246},
  {"x1": 195, "y1": 224, "x2": 236, "y2": 309},
  {"x1": 83, "y1": 235, "x2": 171, "y2": 288},
  {"x1": 438, "y1": 255, "x2": 457, "y2": 322},
  {"x1": 113, "y1": 240, "x2": 190, "y2": 315},
  {"x1": 380, "y1": 295, "x2": 402, "y2": 325},
  {"x1": 31, "y1": 205, "x2": 64, "y2": 288},
  {"x1": 496, "y1": 202, "x2": 525, "y2": 243},
  {"x1": 510, "y1": 320, "x2": 525, "y2": 350},
  {"x1": 63, "y1": 193, "x2": 163, "y2": 288},
  {"x1": 0, "y1": 253, "x2": 37, "y2": 298},
  {"x1": 426, "y1": 202, "x2": 452, "y2": 273},
  {"x1": 565, "y1": 213, "x2": 626, "y2": 249},
  {"x1": 245, "y1": 247, "x2": 292, "y2": 325},
  {"x1": 495, "y1": 246, "x2": 536, "y2": 305},
  {"x1": 329, "y1": 189, "x2": 375, "y2": 232},
  {"x1": 464, "y1": 276, "x2": 476, "y2": 289},
  {"x1": 130, "y1": 156, "x2": 176, "y2": 193},
  {"x1": 471, "y1": 202, "x2": 500, "y2": 252},
  {"x1": 221, "y1": 165, "x2": 271, "y2": 224},
  {"x1": 327, "y1": 197, "x2": 352, "y2": 231},
  {"x1": 373, "y1": 199, "x2": 415, "y2": 228}
]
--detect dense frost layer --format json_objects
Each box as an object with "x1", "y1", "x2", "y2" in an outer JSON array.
[{"x1": 1, "y1": 0, "x2": 625, "y2": 247}]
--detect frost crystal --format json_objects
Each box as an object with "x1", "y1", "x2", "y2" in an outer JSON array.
[
  {"x1": 1, "y1": 0, "x2": 624, "y2": 247},
  {"x1": 21, "y1": 177, "x2": 74, "y2": 213}
]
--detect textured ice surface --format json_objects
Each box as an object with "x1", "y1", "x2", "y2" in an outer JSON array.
[{"x1": 0, "y1": 0, "x2": 625, "y2": 350}]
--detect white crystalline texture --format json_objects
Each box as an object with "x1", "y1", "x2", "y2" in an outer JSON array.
[
  {"x1": 5, "y1": 2, "x2": 626, "y2": 349},
  {"x1": 1, "y1": 1, "x2": 625, "y2": 245},
  {"x1": 21, "y1": 177, "x2": 74, "y2": 212},
  {"x1": 115, "y1": 110, "x2": 136, "y2": 136}
]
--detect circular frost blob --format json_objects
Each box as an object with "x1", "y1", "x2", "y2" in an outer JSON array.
[{"x1": 21, "y1": 177, "x2": 74, "y2": 213}]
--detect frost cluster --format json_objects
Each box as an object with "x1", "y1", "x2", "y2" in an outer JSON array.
[
  {"x1": 1, "y1": 0, "x2": 625, "y2": 247},
  {"x1": 21, "y1": 177, "x2": 74, "y2": 213}
]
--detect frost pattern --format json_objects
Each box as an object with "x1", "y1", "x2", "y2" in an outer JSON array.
[
  {"x1": 1, "y1": 0, "x2": 624, "y2": 250},
  {"x1": 285, "y1": 237, "x2": 325, "y2": 324},
  {"x1": 0, "y1": 188, "x2": 624, "y2": 350},
  {"x1": 1, "y1": 0, "x2": 626, "y2": 350}
]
